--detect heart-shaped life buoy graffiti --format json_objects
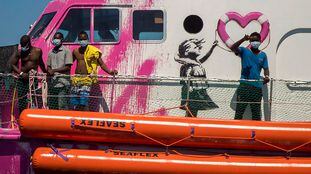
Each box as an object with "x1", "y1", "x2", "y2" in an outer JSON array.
[{"x1": 217, "y1": 12, "x2": 270, "y2": 48}]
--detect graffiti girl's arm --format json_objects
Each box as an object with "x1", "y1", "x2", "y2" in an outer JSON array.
[
  {"x1": 199, "y1": 41, "x2": 218, "y2": 63},
  {"x1": 231, "y1": 35, "x2": 249, "y2": 55}
]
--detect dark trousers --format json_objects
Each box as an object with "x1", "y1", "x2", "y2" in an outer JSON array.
[
  {"x1": 17, "y1": 78, "x2": 39, "y2": 114},
  {"x1": 89, "y1": 83, "x2": 109, "y2": 112},
  {"x1": 235, "y1": 83, "x2": 262, "y2": 120},
  {"x1": 48, "y1": 86, "x2": 70, "y2": 110},
  {"x1": 17, "y1": 79, "x2": 29, "y2": 114}
]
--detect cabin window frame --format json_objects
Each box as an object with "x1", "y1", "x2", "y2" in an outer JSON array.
[
  {"x1": 50, "y1": 6, "x2": 122, "y2": 45},
  {"x1": 92, "y1": 7, "x2": 122, "y2": 45},
  {"x1": 52, "y1": 7, "x2": 92, "y2": 45},
  {"x1": 29, "y1": 12, "x2": 57, "y2": 39},
  {"x1": 132, "y1": 9, "x2": 167, "y2": 44}
]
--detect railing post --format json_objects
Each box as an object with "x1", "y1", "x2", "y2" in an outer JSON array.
[
  {"x1": 28, "y1": 73, "x2": 33, "y2": 108},
  {"x1": 186, "y1": 77, "x2": 191, "y2": 108},
  {"x1": 269, "y1": 78, "x2": 274, "y2": 121},
  {"x1": 109, "y1": 75, "x2": 116, "y2": 113},
  {"x1": 41, "y1": 74, "x2": 48, "y2": 109}
]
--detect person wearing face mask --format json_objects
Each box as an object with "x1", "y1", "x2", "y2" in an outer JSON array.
[
  {"x1": 10, "y1": 35, "x2": 47, "y2": 114},
  {"x1": 230, "y1": 32, "x2": 270, "y2": 121},
  {"x1": 71, "y1": 31, "x2": 118, "y2": 111},
  {"x1": 47, "y1": 32, "x2": 73, "y2": 110}
]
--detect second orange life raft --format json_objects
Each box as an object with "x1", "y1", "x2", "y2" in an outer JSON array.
[
  {"x1": 32, "y1": 147, "x2": 311, "y2": 174},
  {"x1": 20, "y1": 109, "x2": 311, "y2": 152}
]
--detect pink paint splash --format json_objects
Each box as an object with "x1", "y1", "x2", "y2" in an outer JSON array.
[
  {"x1": 99, "y1": 0, "x2": 158, "y2": 114},
  {"x1": 120, "y1": 0, "x2": 133, "y2": 3},
  {"x1": 113, "y1": 59, "x2": 156, "y2": 113},
  {"x1": 135, "y1": 59, "x2": 156, "y2": 114},
  {"x1": 34, "y1": 0, "x2": 157, "y2": 115},
  {"x1": 147, "y1": 0, "x2": 155, "y2": 6},
  {"x1": 98, "y1": 4, "x2": 134, "y2": 74},
  {"x1": 98, "y1": 0, "x2": 155, "y2": 75},
  {"x1": 154, "y1": 107, "x2": 168, "y2": 116},
  {"x1": 101, "y1": 28, "x2": 133, "y2": 72}
]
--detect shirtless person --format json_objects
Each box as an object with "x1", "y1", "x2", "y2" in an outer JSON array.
[
  {"x1": 10, "y1": 35, "x2": 47, "y2": 114},
  {"x1": 71, "y1": 31, "x2": 117, "y2": 111}
]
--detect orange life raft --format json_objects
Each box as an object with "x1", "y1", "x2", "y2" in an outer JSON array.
[
  {"x1": 20, "y1": 109, "x2": 311, "y2": 152},
  {"x1": 32, "y1": 147, "x2": 311, "y2": 174}
]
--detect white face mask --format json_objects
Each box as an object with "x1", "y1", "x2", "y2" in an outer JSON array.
[
  {"x1": 79, "y1": 40, "x2": 89, "y2": 47},
  {"x1": 21, "y1": 43, "x2": 30, "y2": 52},
  {"x1": 21, "y1": 46, "x2": 29, "y2": 52},
  {"x1": 52, "y1": 39, "x2": 62, "y2": 46},
  {"x1": 250, "y1": 41, "x2": 261, "y2": 49}
]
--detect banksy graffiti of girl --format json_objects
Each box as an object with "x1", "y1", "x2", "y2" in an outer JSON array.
[{"x1": 175, "y1": 39, "x2": 219, "y2": 117}]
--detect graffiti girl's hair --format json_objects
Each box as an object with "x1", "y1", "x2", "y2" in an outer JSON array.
[{"x1": 178, "y1": 39, "x2": 205, "y2": 57}]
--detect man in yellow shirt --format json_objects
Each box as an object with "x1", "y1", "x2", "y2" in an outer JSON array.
[{"x1": 71, "y1": 31, "x2": 117, "y2": 111}]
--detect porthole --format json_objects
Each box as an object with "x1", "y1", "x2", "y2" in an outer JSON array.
[{"x1": 183, "y1": 15, "x2": 203, "y2": 34}]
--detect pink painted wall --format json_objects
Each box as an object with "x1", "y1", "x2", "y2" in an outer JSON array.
[
  {"x1": 30, "y1": 0, "x2": 157, "y2": 114},
  {"x1": 2, "y1": 1, "x2": 159, "y2": 173}
]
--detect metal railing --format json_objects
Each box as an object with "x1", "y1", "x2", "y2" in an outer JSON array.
[{"x1": 1, "y1": 73, "x2": 311, "y2": 128}]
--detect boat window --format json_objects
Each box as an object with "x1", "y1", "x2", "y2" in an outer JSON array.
[
  {"x1": 94, "y1": 9, "x2": 120, "y2": 43},
  {"x1": 183, "y1": 15, "x2": 203, "y2": 34},
  {"x1": 57, "y1": 9, "x2": 91, "y2": 43},
  {"x1": 133, "y1": 10, "x2": 164, "y2": 41},
  {"x1": 29, "y1": 12, "x2": 56, "y2": 39}
]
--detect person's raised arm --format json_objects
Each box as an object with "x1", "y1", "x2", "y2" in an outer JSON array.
[
  {"x1": 47, "y1": 65, "x2": 53, "y2": 76},
  {"x1": 97, "y1": 53, "x2": 118, "y2": 75},
  {"x1": 199, "y1": 40, "x2": 218, "y2": 63},
  {"x1": 72, "y1": 50, "x2": 77, "y2": 62},
  {"x1": 231, "y1": 35, "x2": 249, "y2": 55},
  {"x1": 39, "y1": 50, "x2": 47, "y2": 73}
]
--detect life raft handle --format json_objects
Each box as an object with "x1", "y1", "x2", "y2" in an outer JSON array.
[
  {"x1": 165, "y1": 147, "x2": 170, "y2": 156},
  {"x1": 70, "y1": 119, "x2": 75, "y2": 128},
  {"x1": 286, "y1": 151, "x2": 292, "y2": 159},
  {"x1": 48, "y1": 144, "x2": 69, "y2": 162},
  {"x1": 190, "y1": 127, "x2": 195, "y2": 137},
  {"x1": 131, "y1": 122, "x2": 135, "y2": 132},
  {"x1": 251, "y1": 130, "x2": 256, "y2": 139}
]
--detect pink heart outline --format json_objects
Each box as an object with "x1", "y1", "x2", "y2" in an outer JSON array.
[{"x1": 217, "y1": 12, "x2": 270, "y2": 48}]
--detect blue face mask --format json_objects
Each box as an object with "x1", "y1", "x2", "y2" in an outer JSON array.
[
  {"x1": 79, "y1": 40, "x2": 89, "y2": 47},
  {"x1": 52, "y1": 39, "x2": 62, "y2": 46},
  {"x1": 250, "y1": 41, "x2": 261, "y2": 49}
]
